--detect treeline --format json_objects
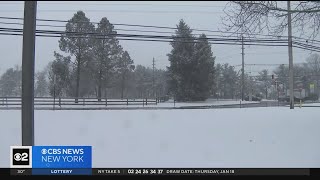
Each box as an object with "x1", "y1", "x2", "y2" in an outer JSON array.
[
  {"x1": 1, "y1": 54, "x2": 320, "y2": 100},
  {"x1": 0, "y1": 63, "x2": 168, "y2": 99},
  {"x1": 1, "y1": 11, "x2": 320, "y2": 101}
]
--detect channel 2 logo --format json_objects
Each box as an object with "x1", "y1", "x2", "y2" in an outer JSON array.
[{"x1": 10, "y1": 146, "x2": 32, "y2": 168}]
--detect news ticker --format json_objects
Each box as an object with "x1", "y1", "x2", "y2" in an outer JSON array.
[
  {"x1": 1, "y1": 168, "x2": 320, "y2": 176},
  {"x1": 7, "y1": 146, "x2": 320, "y2": 176}
]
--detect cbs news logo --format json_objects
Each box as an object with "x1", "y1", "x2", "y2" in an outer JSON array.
[{"x1": 10, "y1": 146, "x2": 32, "y2": 168}]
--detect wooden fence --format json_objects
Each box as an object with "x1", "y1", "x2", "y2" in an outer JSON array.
[{"x1": 0, "y1": 96, "x2": 166, "y2": 109}]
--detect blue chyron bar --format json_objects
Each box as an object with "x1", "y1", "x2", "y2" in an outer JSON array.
[
  {"x1": 4, "y1": 168, "x2": 320, "y2": 176},
  {"x1": 31, "y1": 146, "x2": 92, "y2": 175}
]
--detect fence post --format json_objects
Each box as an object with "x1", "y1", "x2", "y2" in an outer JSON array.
[
  {"x1": 53, "y1": 96, "x2": 55, "y2": 111},
  {"x1": 146, "y1": 98, "x2": 148, "y2": 105},
  {"x1": 59, "y1": 97, "x2": 61, "y2": 107},
  {"x1": 6, "y1": 97, "x2": 7, "y2": 107},
  {"x1": 299, "y1": 100, "x2": 302, "y2": 108},
  {"x1": 83, "y1": 98, "x2": 85, "y2": 106},
  {"x1": 127, "y1": 98, "x2": 129, "y2": 106},
  {"x1": 143, "y1": 98, "x2": 144, "y2": 107},
  {"x1": 240, "y1": 101, "x2": 241, "y2": 108},
  {"x1": 106, "y1": 98, "x2": 107, "y2": 106}
]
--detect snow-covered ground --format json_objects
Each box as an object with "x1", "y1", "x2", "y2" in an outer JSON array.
[
  {"x1": 157, "y1": 99, "x2": 258, "y2": 107},
  {"x1": 1, "y1": 107, "x2": 320, "y2": 168},
  {"x1": 285, "y1": 102, "x2": 320, "y2": 107},
  {"x1": 302, "y1": 103, "x2": 320, "y2": 107}
]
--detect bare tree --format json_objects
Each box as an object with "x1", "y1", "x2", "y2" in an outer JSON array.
[
  {"x1": 222, "y1": 1, "x2": 320, "y2": 109},
  {"x1": 222, "y1": 1, "x2": 320, "y2": 41}
]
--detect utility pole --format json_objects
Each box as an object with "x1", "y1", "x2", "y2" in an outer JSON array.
[
  {"x1": 241, "y1": 35, "x2": 245, "y2": 101},
  {"x1": 21, "y1": 1, "x2": 37, "y2": 146},
  {"x1": 152, "y1": 57, "x2": 155, "y2": 98},
  {"x1": 287, "y1": 1, "x2": 294, "y2": 109}
]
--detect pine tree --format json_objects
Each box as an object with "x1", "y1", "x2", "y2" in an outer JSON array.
[
  {"x1": 92, "y1": 17, "x2": 120, "y2": 101},
  {"x1": 167, "y1": 19, "x2": 195, "y2": 101},
  {"x1": 59, "y1": 11, "x2": 95, "y2": 102},
  {"x1": 117, "y1": 50, "x2": 135, "y2": 99},
  {"x1": 192, "y1": 34, "x2": 215, "y2": 100},
  {"x1": 168, "y1": 20, "x2": 215, "y2": 101},
  {"x1": 219, "y1": 63, "x2": 239, "y2": 99}
]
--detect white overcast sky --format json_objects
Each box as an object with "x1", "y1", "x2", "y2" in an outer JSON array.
[{"x1": 0, "y1": 1, "x2": 318, "y2": 75}]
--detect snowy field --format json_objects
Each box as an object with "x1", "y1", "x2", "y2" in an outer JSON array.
[
  {"x1": 157, "y1": 99, "x2": 258, "y2": 107},
  {"x1": 302, "y1": 103, "x2": 320, "y2": 107},
  {"x1": 1, "y1": 107, "x2": 320, "y2": 168},
  {"x1": 285, "y1": 102, "x2": 320, "y2": 107}
]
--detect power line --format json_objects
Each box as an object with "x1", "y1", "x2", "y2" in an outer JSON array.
[
  {"x1": 1, "y1": 15, "x2": 320, "y2": 47},
  {"x1": 0, "y1": 21, "x2": 269, "y2": 38},
  {"x1": 0, "y1": 9, "x2": 226, "y2": 14},
  {"x1": 0, "y1": 16, "x2": 302, "y2": 39},
  {"x1": 1, "y1": 31, "x2": 320, "y2": 53},
  {"x1": 0, "y1": 27, "x2": 297, "y2": 44},
  {"x1": 35, "y1": 2, "x2": 233, "y2": 8},
  {"x1": 1, "y1": 25, "x2": 320, "y2": 52},
  {"x1": 0, "y1": 27, "x2": 290, "y2": 43}
]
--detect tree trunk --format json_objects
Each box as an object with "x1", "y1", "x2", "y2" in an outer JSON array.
[
  {"x1": 121, "y1": 73, "x2": 125, "y2": 99},
  {"x1": 97, "y1": 69, "x2": 102, "y2": 102},
  {"x1": 97, "y1": 84, "x2": 101, "y2": 102},
  {"x1": 121, "y1": 72, "x2": 126, "y2": 99},
  {"x1": 75, "y1": 56, "x2": 81, "y2": 103},
  {"x1": 265, "y1": 86, "x2": 268, "y2": 99}
]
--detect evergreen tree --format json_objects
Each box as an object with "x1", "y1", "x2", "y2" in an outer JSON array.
[
  {"x1": 92, "y1": 17, "x2": 120, "y2": 101},
  {"x1": 117, "y1": 50, "x2": 135, "y2": 99},
  {"x1": 167, "y1": 19, "x2": 195, "y2": 101},
  {"x1": 0, "y1": 66, "x2": 21, "y2": 97},
  {"x1": 59, "y1": 11, "x2": 95, "y2": 102},
  {"x1": 192, "y1": 34, "x2": 215, "y2": 100},
  {"x1": 168, "y1": 20, "x2": 215, "y2": 101},
  {"x1": 219, "y1": 63, "x2": 239, "y2": 99}
]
